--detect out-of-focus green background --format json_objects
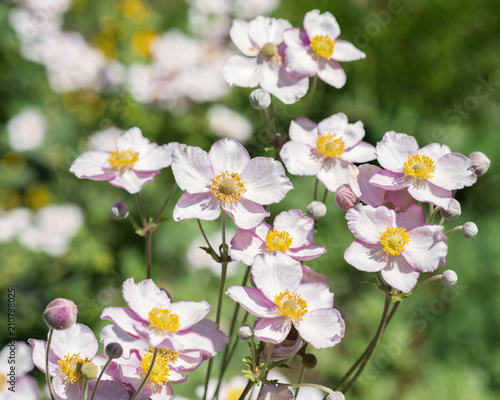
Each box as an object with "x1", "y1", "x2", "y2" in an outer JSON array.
[{"x1": 1, "y1": 0, "x2": 499, "y2": 399}]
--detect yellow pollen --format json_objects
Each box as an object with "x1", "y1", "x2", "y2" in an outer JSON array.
[
  {"x1": 274, "y1": 289, "x2": 308, "y2": 322},
  {"x1": 58, "y1": 353, "x2": 93, "y2": 384},
  {"x1": 0, "y1": 374, "x2": 6, "y2": 390},
  {"x1": 316, "y1": 134, "x2": 345, "y2": 158},
  {"x1": 403, "y1": 154, "x2": 435, "y2": 180},
  {"x1": 265, "y1": 230, "x2": 293, "y2": 252},
  {"x1": 210, "y1": 171, "x2": 246, "y2": 204},
  {"x1": 140, "y1": 348, "x2": 171, "y2": 386},
  {"x1": 379, "y1": 226, "x2": 410, "y2": 256},
  {"x1": 107, "y1": 149, "x2": 139, "y2": 171},
  {"x1": 148, "y1": 308, "x2": 180, "y2": 334},
  {"x1": 261, "y1": 42, "x2": 278, "y2": 57},
  {"x1": 310, "y1": 35, "x2": 335, "y2": 59}
]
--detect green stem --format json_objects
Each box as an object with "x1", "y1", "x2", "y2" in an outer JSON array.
[
  {"x1": 197, "y1": 219, "x2": 218, "y2": 257},
  {"x1": 82, "y1": 379, "x2": 89, "y2": 400},
  {"x1": 302, "y1": 75, "x2": 318, "y2": 117},
  {"x1": 322, "y1": 187, "x2": 328, "y2": 204},
  {"x1": 428, "y1": 205, "x2": 441, "y2": 224},
  {"x1": 90, "y1": 358, "x2": 113, "y2": 400},
  {"x1": 136, "y1": 193, "x2": 152, "y2": 279},
  {"x1": 238, "y1": 379, "x2": 255, "y2": 400},
  {"x1": 258, "y1": 343, "x2": 274, "y2": 380},
  {"x1": 294, "y1": 363, "x2": 306, "y2": 398},
  {"x1": 153, "y1": 182, "x2": 178, "y2": 224},
  {"x1": 269, "y1": 98, "x2": 279, "y2": 134},
  {"x1": 313, "y1": 179, "x2": 319, "y2": 201},
  {"x1": 45, "y1": 328, "x2": 56, "y2": 400},
  {"x1": 445, "y1": 225, "x2": 463, "y2": 236},
  {"x1": 411, "y1": 274, "x2": 443, "y2": 293},
  {"x1": 136, "y1": 193, "x2": 147, "y2": 226},
  {"x1": 130, "y1": 348, "x2": 158, "y2": 400}
]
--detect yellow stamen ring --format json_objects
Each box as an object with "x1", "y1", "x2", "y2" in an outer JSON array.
[
  {"x1": 379, "y1": 226, "x2": 410, "y2": 256},
  {"x1": 210, "y1": 170, "x2": 246, "y2": 204},
  {"x1": 316, "y1": 134, "x2": 345, "y2": 159},
  {"x1": 402, "y1": 154, "x2": 435, "y2": 180},
  {"x1": 274, "y1": 289, "x2": 308, "y2": 322},
  {"x1": 310, "y1": 35, "x2": 335, "y2": 59},
  {"x1": 265, "y1": 230, "x2": 293, "y2": 252}
]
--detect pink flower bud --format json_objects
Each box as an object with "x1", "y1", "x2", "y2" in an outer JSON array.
[
  {"x1": 462, "y1": 222, "x2": 478, "y2": 238},
  {"x1": 440, "y1": 198, "x2": 461, "y2": 220},
  {"x1": 335, "y1": 184, "x2": 359, "y2": 211},
  {"x1": 43, "y1": 298, "x2": 77, "y2": 330},
  {"x1": 469, "y1": 151, "x2": 490, "y2": 176}
]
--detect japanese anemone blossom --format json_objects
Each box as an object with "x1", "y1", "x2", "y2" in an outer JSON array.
[
  {"x1": 369, "y1": 131, "x2": 477, "y2": 209},
  {"x1": 70, "y1": 127, "x2": 178, "y2": 194},
  {"x1": 222, "y1": 16, "x2": 309, "y2": 104},
  {"x1": 101, "y1": 278, "x2": 229, "y2": 354},
  {"x1": 230, "y1": 209, "x2": 326, "y2": 265},
  {"x1": 283, "y1": 9, "x2": 366, "y2": 88},
  {"x1": 171, "y1": 138, "x2": 293, "y2": 229},
  {"x1": 280, "y1": 113, "x2": 376, "y2": 192},
  {"x1": 226, "y1": 252, "x2": 345, "y2": 349},
  {"x1": 344, "y1": 204, "x2": 448, "y2": 293}
]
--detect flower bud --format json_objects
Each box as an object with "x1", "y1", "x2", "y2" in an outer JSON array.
[
  {"x1": 105, "y1": 342, "x2": 124, "y2": 359},
  {"x1": 440, "y1": 198, "x2": 461, "y2": 220},
  {"x1": 326, "y1": 392, "x2": 345, "y2": 400},
  {"x1": 43, "y1": 298, "x2": 77, "y2": 330},
  {"x1": 302, "y1": 353, "x2": 317, "y2": 369},
  {"x1": 469, "y1": 151, "x2": 490, "y2": 176},
  {"x1": 110, "y1": 200, "x2": 129, "y2": 220},
  {"x1": 249, "y1": 89, "x2": 271, "y2": 110},
  {"x1": 335, "y1": 184, "x2": 359, "y2": 212},
  {"x1": 306, "y1": 201, "x2": 327, "y2": 220},
  {"x1": 238, "y1": 324, "x2": 253, "y2": 341},
  {"x1": 81, "y1": 362, "x2": 98, "y2": 380},
  {"x1": 442, "y1": 270, "x2": 458, "y2": 287},
  {"x1": 462, "y1": 222, "x2": 478, "y2": 238}
]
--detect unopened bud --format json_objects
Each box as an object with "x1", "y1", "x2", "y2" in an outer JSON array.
[
  {"x1": 43, "y1": 298, "x2": 77, "y2": 330},
  {"x1": 249, "y1": 89, "x2": 271, "y2": 110},
  {"x1": 238, "y1": 324, "x2": 253, "y2": 341},
  {"x1": 440, "y1": 198, "x2": 461, "y2": 220},
  {"x1": 302, "y1": 353, "x2": 317, "y2": 369},
  {"x1": 462, "y1": 222, "x2": 478, "y2": 238},
  {"x1": 326, "y1": 392, "x2": 345, "y2": 400},
  {"x1": 306, "y1": 201, "x2": 327, "y2": 220},
  {"x1": 81, "y1": 362, "x2": 98, "y2": 380},
  {"x1": 105, "y1": 342, "x2": 123, "y2": 359},
  {"x1": 110, "y1": 201, "x2": 129, "y2": 220},
  {"x1": 442, "y1": 270, "x2": 458, "y2": 287},
  {"x1": 469, "y1": 151, "x2": 490, "y2": 176},
  {"x1": 335, "y1": 184, "x2": 359, "y2": 212}
]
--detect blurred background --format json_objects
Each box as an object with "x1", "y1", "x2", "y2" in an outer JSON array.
[{"x1": 0, "y1": 0, "x2": 499, "y2": 399}]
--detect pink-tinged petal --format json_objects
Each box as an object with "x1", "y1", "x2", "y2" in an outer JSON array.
[
  {"x1": 109, "y1": 170, "x2": 158, "y2": 194},
  {"x1": 260, "y1": 65, "x2": 309, "y2": 104},
  {"x1": 223, "y1": 199, "x2": 269, "y2": 229},
  {"x1": 100, "y1": 324, "x2": 146, "y2": 359},
  {"x1": 116, "y1": 127, "x2": 151, "y2": 153},
  {"x1": 226, "y1": 286, "x2": 277, "y2": 318},
  {"x1": 274, "y1": 209, "x2": 315, "y2": 247},
  {"x1": 69, "y1": 151, "x2": 115, "y2": 180},
  {"x1": 333, "y1": 39, "x2": 366, "y2": 61},
  {"x1": 381, "y1": 257, "x2": 420, "y2": 293},
  {"x1": 254, "y1": 316, "x2": 292, "y2": 344},
  {"x1": 230, "y1": 229, "x2": 265, "y2": 265},
  {"x1": 289, "y1": 118, "x2": 318, "y2": 146},
  {"x1": 297, "y1": 308, "x2": 344, "y2": 349},
  {"x1": 242, "y1": 158, "x2": 293, "y2": 205},
  {"x1": 284, "y1": 46, "x2": 318, "y2": 77},
  {"x1": 346, "y1": 204, "x2": 394, "y2": 243},
  {"x1": 344, "y1": 240, "x2": 387, "y2": 272},
  {"x1": 259, "y1": 384, "x2": 295, "y2": 399},
  {"x1": 384, "y1": 188, "x2": 415, "y2": 209},
  {"x1": 173, "y1": 192, "x2": 221, "y2": 222},
  {"x1": 280, "y1": 141, "x2": 320, "y2": 176},
  {"x1": 51, "y1": 323, "x2": 98, "y2": 360},
  {"x1": 229, "y1": 19, "x2": 257, "y2": 56},
  {"x1": 404, "y1": 226, "x2": 447, "y2": 272},
  {"x1": 134, "y1": 141, "x2": 178, "y2": 171},
  {"x1": 171, "y1": 144, "x2": 213, "y2": 193},
  {"x1": 369, "y1": 169, "x2": 411, "y2": 190},
  {"x1": 163, "y1": 330, "x2": 218, "y2": 354},
  {"x1": 431, "y1": 153, "x2": 477, "y2": 190},
  {"x1": 252, "y1": 252, "x2": 303, "y2": 299},
  {"x1": 169, "y1": 300, "x2": 210, "y2": 330},
  {"x1": 395, "y1": 204, "x2": 426, "y2": 231},
  {"x1": 349, "y1": 164, "x2": 385, "y2": 205},
  {"x1": 209, "y1": 138, "x2": 250, "y2": 175},
  {"x1": 283, "y1": 28, "x2": 310, "y2": 48},
  {"x1": 28, "y1": 339, "x2": 57, "y2": 375},
  {"x1": 248, "y1": 16, "x2": 292, "y2": 47},
  {"x1": 254, "y1": 221, "x2": 272, "y2": 239},
  {"x1": 188, "y1": 319, "x2": 230, "y2": 356},
  {"x1": 122, "y1": 278, "x2": 171, "y2": 320},
  {"x1": 304, "y1": 10, "x2": 340, "y2": 39},
  {"x1": 317, "y1": 112, "x2": 348, "y2": 134},
  {"x1": 222, "y1": 55, "x2": 264, "y2": 88},
  {"x1": 317, "y1": 58, "x2": 346, "y2": 88},
  {"x1": 407, "y1": 180, "x2": 452, "y2": 209},
  {"x1": 301, "y1": 264, "x2": 330, "y2": 285},
  {"x1": 342, "y1": 141, "x2": 376, "y2": 163},
  {"x1": 295, "y1": 282, "x2": 333, "y2": 310},
  {"x1": 289, "y1": 244, "x2": 326, "y2": 260},
  {"x1": 53, "y1": 375, "x2": 83, "y2": 400},
  {"x1": 419, "y1": 142, "x2": 452, "y2": 161},
  {"x1": 376, "y1": 131, "x2": 418, "y2": 172},
  {"x1": 100, "y1": 307, "x2": 144, "y2": 339},
  {"x1": 151, "y1": 385, "x2": 174, "y2": 400},
  {"x1": 88, "y1": 379, "x2": 130, "y2": 400},
  {"x1": 317, "y1": 158, "x2": 350, "y2": 192}
]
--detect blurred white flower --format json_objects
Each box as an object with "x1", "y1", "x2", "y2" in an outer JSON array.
[
  {"x1": 233, "y1": 0, "x2": 280, "y2": 19},
  {"x1": 207, "y1": 105, "x2": 252, "y2": 142},
  {"x1": 87, "y1": 126, "x2": 123, "y2": 152},
  {"x1": 0, "y1": 207, "x2": 32, "y2": 243},
  {"x1": 7, "y1": 108, "x2": 47, "y2": 152}
]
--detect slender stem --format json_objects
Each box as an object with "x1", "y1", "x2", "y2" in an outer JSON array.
[
  {"x1": 384, "y1": 301, "x2": 401, "y2": 329},
  {"x1": 342, "y1": 296, "x2": 391, "y2": 393},
  {"x1": 197, "y1": 219, "x2": 218, "y2": 257},
  {"x1": 302, "y1": 75, "x2": 318, "y2": 117},
  {"x1": 332, "y1": 343, "x2": 370, "y2": 390},
  {"x1": 90, "y1": 358, "x2": 113, "y2": 400},
  {"x1": 203, "y1": 357, "x2": 215, "y2": 400},
  {"x1": 238, "y1": 379, "x2": 255, "y2": 400},
  {"x1": 445, "y1": 225, "x2": 463, "y2": 236},
  {"x1": 263, "y1": 108, "x2": 273, "y2": 138},
  {"x1": 145, "y1": 231, "x2": 152, "y2": 279},
  {"x1": 411, "y1": 274, "x2": 443, "y2": 293},
  {"x1": 428, "y1": 205, "x2": 441, "y2": 224},
  {"x1": 127, "y1": 212, "x2": 141, "y2": 231},
  {"x1": 258, "y1": 343, "x2": 274, "y2": 380},
  {"x1": 269, "y1": 98, "x2": 279, "y2": 134},
  {"x1": 313, "y1": 179, "x2": 319, "y2": 201},
  {"x1": 153, "y1": 182, "x2": 178, "y2": 224},
  {"x1": 135, "y1": 193, "x2": 147, "y2": 226},
  {"x1": 131, "y1": 348, "x2": 158, "y2": 400},
  {"x1": 45, "y1": 329, "x2": 56, "y2": 400},
  {"x1": 276, "y1": 381, "x2": 337, "y2": 397},
  {"x1": 438, "y1": 216, "x2": 445, "y2": 226},
  {"x1": 322, "y1": 187, "x2": 328, "y2": 204},
  {"x1": 294, "y1": 364, "x2": 306, "y2": 398},
  {"x1": 82, "y1": 379, "x2": 89, "y2": 400}
]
